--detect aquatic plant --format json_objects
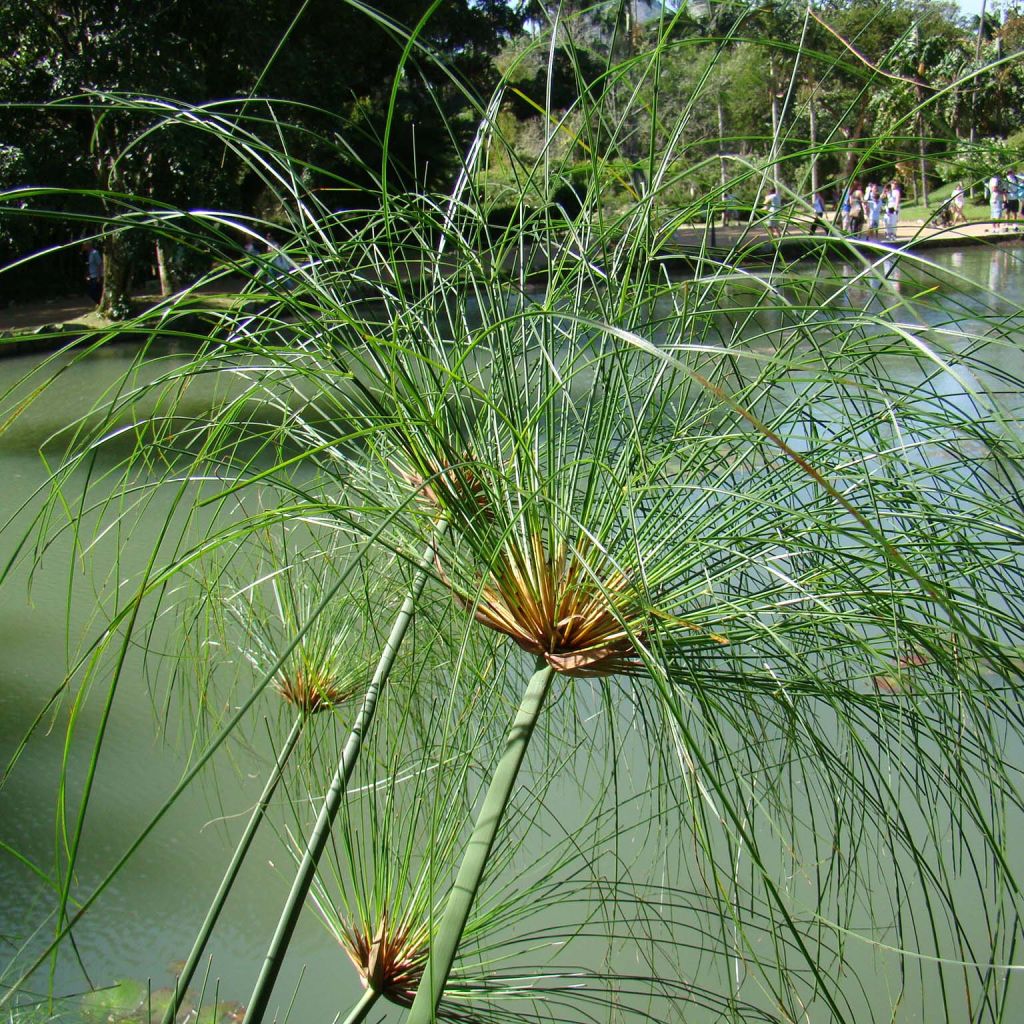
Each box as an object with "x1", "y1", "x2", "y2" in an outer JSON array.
[
  {"x1": 2, "y1": 3, "x2": 1024, "y2": 1024},
  {"x1": 159, "y1": 531, "x2": 397, "y2": 1024}
]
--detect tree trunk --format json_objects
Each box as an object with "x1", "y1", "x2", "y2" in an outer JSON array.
[
  {"x1": 770, "y1": 90, "x2": 781, "y2": 193},
  {"x1": 100, "y1": 230, "x2": 134, "y2": 320},
  {"x1": 156, "y1": 239, "x2": 174, "y2": 296},
  {"x1": 968, "y1": 0, "x2": 987, "y2": 199},
  {"x1": 717, "y1": 97, "x2": 727, "y2": 191},
  {"x1": 808, "y1": 93, "x2": 819, "y2": 195},
  {"x1": 623, "y1": 0, "x2": 646, "y2": 198},
  {"x1": 918, "y1": 112, "x2": 929, "y2": 208},
  {"x1": 913, "y1": 27, "x2": 929, "y2": 208},
  {"x1": 843, "y1": 107, "x2": 868, "y2": 179},
  {"x1": 916, "y1": 68, "x2": 929, "y2": 207}
]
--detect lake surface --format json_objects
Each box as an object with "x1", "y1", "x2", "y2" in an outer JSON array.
[{"x1": 2, "y1": 242, "x2": 1023, "y2": 1023}]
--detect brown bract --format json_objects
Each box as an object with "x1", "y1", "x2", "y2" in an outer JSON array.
[
  {"x1": 444, "y1": 532, "x2": 646, "y2": 678},
  {"x1": 275, "y1": 669, "x2": 350, "y2": 713},
  {"x1": 397, "y1": 457, "x2": 719, "y2": 677},
  {"x1": 340, "y1": 914, "x2": 428, "y2": 1006}
]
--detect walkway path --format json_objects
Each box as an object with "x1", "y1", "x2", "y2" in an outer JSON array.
[
  {"x1": 1, "y1": 293, "x2": 100, "y2": 334},
  {"x1": 2, "y1": 219, "x2": 1021, "y2": 337},
  {"x1": 668, "y1": 216, "x2": 1022, "y2": 251}
]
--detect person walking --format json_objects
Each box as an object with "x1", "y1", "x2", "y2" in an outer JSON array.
[
  {"x1": 763, "y1": 186, "x2": 783, "y2": 237},
  {"x1": 989, "y1": 174, "x2": 1004, "y2": 230},
  {"x1": 84, "y1": 242, "x2": 103, "y2": 304},
  {"x1": 883, "y1": 206, "x2": 898, "y2": 242},
  {"x1": 887, "y1": 180, "x2": 902, "y2": 234},
  {"x1": 810, "y1": 191, "x2": 826, "y2": 234},
  {"x1": 888, "y1": 180, "x2": 902, "y2": 213},
  {"x1": 866, "y1": 186, "x2": 882, "y2": 240},
  {"x1": 1006, "y1": 171, "x2": 1019, "y2": 225},
  {"x1": 847, "y1": 189, "x2": 865, "y2": 237}
]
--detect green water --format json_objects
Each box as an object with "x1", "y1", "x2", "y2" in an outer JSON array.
[{"x1": 2, "y1": 243, "x2": 1023, "y2": 1022}]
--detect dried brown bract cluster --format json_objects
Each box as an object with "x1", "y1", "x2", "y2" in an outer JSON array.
[
  {"x1": 457, "y1": 533, "x2": 646, "y2": 677},
  {"x1": 431, "y1": 524, "x2": 650, "y2": 677},
  {"x1": 340, "y1": 914, "x2": 428, "y2": 1006},
  {"x1": 275, "y1": 669, "x2": 351, "y2": 713},
  {"x1": 399, "y1": 454, "x2": 724, "y2": 678}
]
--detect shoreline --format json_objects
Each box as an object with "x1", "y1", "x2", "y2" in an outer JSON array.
[{"x1": 2, "y1": 218, "x2": 1021, "y2": 346}]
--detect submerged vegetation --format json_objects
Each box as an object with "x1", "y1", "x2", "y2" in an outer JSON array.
[{"x1": 2, "y1": 2, "x2": 1024, "y2": 1023}]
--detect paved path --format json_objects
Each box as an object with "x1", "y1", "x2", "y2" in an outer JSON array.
[
  {"x1": 669, "y1": 216, "x2": 1023, "y2": 251},
  {"x1": 2, "y1": 219, "x2": 1021, "y2": 337},
  {"x1": 1, "y1": 293, "x2": 99, "y2": 334}
]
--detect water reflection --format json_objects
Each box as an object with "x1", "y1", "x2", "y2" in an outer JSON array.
[
  {"x1": 991, "y1": 248, "x2": 1002, "y2": 293},
  {"x1": 986, "y1": 244, "x2": 1023, "y2": 294},
  {"x1": 872, "y1": 255, "x2": 901, "y2": 303}
]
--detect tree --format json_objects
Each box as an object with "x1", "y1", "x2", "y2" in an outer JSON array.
[{"x1": 0, "y1": 0, "x2": 525, "y2": 312}]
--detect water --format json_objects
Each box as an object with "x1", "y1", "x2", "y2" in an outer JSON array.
[
  {"x1": 1, "y1": 243, "x2": 1023, "y2": 1023},
  {"x1": 0, "y1": 471, "x2": 344, "y2": 1020},
  {"x1": 0, "y1": 354, "x2": 374, "y2": 1020}
]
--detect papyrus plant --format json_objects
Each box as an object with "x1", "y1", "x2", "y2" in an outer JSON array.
[
  {"x1": 162, "y1": 530, "x2": 393, "y2": 1023},
  {"x1": 2, "y1": 4, "x2": 1024, "y2": 1022}
]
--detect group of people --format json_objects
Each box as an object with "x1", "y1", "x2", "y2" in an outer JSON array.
[
  {"x1": 762, "y1": 172, "x2": 1024, "y2": 239},
  {"x1": 985, "y1": 173, "x2": 1024, "y2": 230},
  {"x1": 762, "y1": 180, "x2": 905, "y2": 241},
  {"x1": 834, "y1": 181, "x2": 903, "y2": 240}
]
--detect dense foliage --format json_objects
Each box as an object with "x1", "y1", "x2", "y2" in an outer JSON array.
[
  {"x1": 4, "y1": 1, "x2": 1024, "y2": 309},
  {"x1": 0, "y1": 0, "x2": 523, "y2": 307}
]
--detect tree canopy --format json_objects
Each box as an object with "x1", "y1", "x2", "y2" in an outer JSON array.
[
  {"x1": 3, "y1": 0, "x2": 1024, "y2": 308},
  {"x1": 0, "y1": 0, "x2": 526, "y2": 306}
]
